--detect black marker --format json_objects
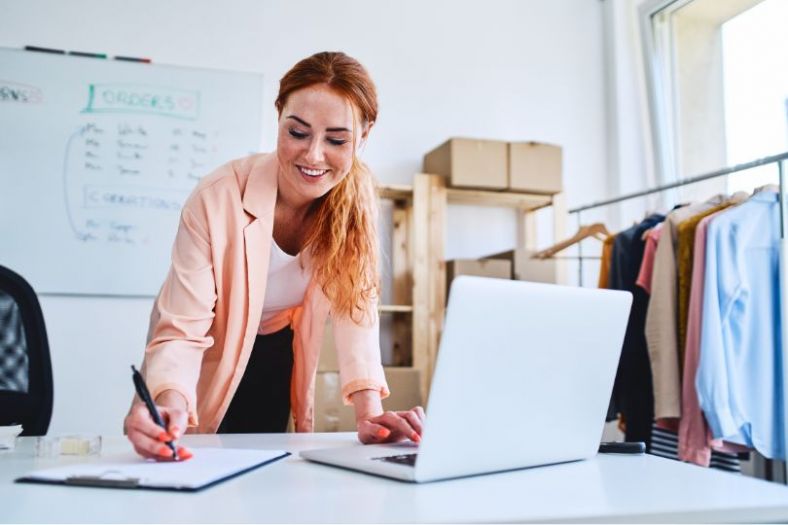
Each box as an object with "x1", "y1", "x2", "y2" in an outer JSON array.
[
  {"x1": 131, "y1": 365, "x2": 179, "y2": 460},
  {"x1": 24, "y1": 45, "x2": 65, "y2": 54}
]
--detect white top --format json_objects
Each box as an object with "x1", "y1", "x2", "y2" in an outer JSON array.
[
  {"x1": 5, "y1": 433, "x2": 788, "y2": 523},
  {"x1": 258, "y1": 240, "x2": 311, "y2": 329}
]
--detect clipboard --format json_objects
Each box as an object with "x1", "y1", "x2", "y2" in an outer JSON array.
[{"x1": 15, "y1": 448, "x2": 290, "y2": 492}]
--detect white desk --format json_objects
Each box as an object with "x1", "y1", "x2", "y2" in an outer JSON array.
[{"x1": 3, "y1": 433, "x2": 788, "y2": 523}]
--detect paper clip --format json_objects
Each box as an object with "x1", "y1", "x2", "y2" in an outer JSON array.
[{"x1": 65, "y1": 470, "x2": 140, "y2": 488}]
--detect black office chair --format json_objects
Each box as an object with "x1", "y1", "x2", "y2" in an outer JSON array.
[{"x1": 0, "y1": 265, "x2": 52, "y2": 435}]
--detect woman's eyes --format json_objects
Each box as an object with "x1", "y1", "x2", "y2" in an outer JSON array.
[{"x1": 288, "y1": 128, "x2": 348, "y2": 146}]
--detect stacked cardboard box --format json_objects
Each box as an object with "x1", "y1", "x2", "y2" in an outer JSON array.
[
  {"x1": 423, "y1": 137, "x2": 562, "y2": 195},
  {"x1": 484, "y1": 248, "x2": 561, "y2": 284},
  {"x1": 446, "y1": 258, "x2": 512, "y2": 296},
  {"x1": 423, "y1": 138, "x2": 507, "y2": 190},
  {"x1": 508, "y1": 141, "x2": 562, "y2": 194}
]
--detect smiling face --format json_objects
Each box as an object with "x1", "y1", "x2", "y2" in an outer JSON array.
[{"x1": 276, "y1": 83, "x2": 370, "y2": 207}]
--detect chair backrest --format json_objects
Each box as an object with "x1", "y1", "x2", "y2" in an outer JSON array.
[{"x1": 0, "y1": 265, "x2": 52, "y2": 435}]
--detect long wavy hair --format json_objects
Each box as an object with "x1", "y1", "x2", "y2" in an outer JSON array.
[{"x1": 275, "y1": 52, "x2": 380, "y2": 323}]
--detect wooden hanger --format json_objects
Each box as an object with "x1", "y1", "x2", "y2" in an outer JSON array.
[{"x1": 531, "y1": 223, "x2": 611, "y2": 259}]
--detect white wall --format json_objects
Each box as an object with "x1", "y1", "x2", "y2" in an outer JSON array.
[{"x1": 0, "y1": 0, "x2": 609, "y2": 435}]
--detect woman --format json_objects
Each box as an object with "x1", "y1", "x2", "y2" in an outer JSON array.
[{"x1": 124, "y1": 52, "x2": 425, "y2": 460}]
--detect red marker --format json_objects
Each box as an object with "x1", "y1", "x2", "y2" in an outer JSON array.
[{"x1": 115, "y1": 55, "x2": 152, "y2": 64}]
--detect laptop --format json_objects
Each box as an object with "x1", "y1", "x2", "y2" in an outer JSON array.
[{"x1": 300, "y1": 276, "x2": 632, "y2": 482}]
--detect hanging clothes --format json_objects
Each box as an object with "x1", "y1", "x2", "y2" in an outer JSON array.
[
  {"x1": 636, "y1": 224, "x2": 662, "y2": 293},
  {"x1": 598, "y1": 234, "x2": 617, "y2": 289},
  {"x1": 608, "y1": 214, "x2": 664, "y2": 446},
  {"x1": 697, "y1": 189, "x2": 784, "y2": 460},
  {"x1": 675, "y1": 196, "x2": 747, "y2": 374},
  {"x1": 645, "y1": 195, "x2": 727, "y2": 420},
  {"x1": 649, "y1": 422, "x2": 741, "y2": 473},
  {"x1": 679, "y1": 209, "x2": 751, "y2": 466}
]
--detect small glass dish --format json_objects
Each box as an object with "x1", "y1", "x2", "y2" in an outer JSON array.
[{"x1": 35, "y1": 434, "x2": 102, "y2": 457}]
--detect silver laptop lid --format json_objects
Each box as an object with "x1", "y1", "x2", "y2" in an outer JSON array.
[{"x1": 414, "y1": 276, "x2": 631, "y2": 482}]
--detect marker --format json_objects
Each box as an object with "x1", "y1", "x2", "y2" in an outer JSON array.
[
  {"x1": 24, "y1": 45, "x2": 65, "y2": 54},
  {"x1": 68, "y1": 50, "x2": 107, "y2": 59},
  {"x1": 130, "y1": 365, "x2": 179, "y2": 460},
  {"x1": 115, "y1": 55, "x2": 152, "y2": 64}
]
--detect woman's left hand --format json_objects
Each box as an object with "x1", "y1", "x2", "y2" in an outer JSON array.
[{"x1": 357, "y1": 406, "x2": 426, "y2": 445}]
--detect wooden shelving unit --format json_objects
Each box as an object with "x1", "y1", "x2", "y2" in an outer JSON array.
[{"x1": 378, "y1": 173, "x2": 567, "y2": 403}]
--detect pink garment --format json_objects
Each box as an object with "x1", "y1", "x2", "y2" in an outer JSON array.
[
  {"x1": 678, "y1": 211, "x2": 748, "y2": 466},
  {"x1": 636, "y1": 224, "x2": 663, "y2": 293}
]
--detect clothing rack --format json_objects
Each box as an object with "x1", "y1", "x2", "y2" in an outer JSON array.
[{"x1": 568, "y1": 151, "x2": 788, "y2": 482}]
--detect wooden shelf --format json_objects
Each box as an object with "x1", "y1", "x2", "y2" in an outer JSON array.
[
  {"x1": 377, "y1": 173, "x2": 567, "y2": 403},
  {"x1": 379, "y1": 182, "x2": 553, "y2": 211},
  {"x1": 379, "y1": 304, "x2": 414, "y2": 314},
  {"x1": 377, "y1": 184, "x2": 413, "y2": 201},
  {"x1": 446, "y1": 188, "x2": 552, "y2": 210}
]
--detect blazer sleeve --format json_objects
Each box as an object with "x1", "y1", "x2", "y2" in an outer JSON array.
[
  {"x1": 141, "y1": 191, "x2": 217, "y2": 427},
  {"x1": 333, "y1": 295, "x2": 390, "y2": 405}
]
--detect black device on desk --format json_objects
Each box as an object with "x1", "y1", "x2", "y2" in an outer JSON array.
[
  {"x1": 598, "y1": 441, "x2": 646, "y2": 454},
  {"x1": 131, "y1": 365, "x2": 178, "y2": 460}
]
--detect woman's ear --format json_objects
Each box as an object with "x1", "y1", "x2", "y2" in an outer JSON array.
[{"x1": 361, "y1": 121, "x2": 374, "y2": 141}]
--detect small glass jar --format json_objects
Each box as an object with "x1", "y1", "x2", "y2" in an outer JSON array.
[{"x1": 35, "y1": 434, "x2": 102, "y2": 457}]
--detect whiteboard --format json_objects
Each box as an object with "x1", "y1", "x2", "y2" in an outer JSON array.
[{"x1": 0, "y1": 48, "x2": 263, "y2": 296}]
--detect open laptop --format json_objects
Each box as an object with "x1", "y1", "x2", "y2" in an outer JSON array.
[{"x1": 300, "y1": 276, "x2": 632, "y2": 482}]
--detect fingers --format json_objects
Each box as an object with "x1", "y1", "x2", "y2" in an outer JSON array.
[
  {"x1": 161, "y1": 407, "x2": 188, "y2": 440},
  {"x1": 124, "y1": 402, "x2": 193, "y2": 460},
  {"x1": 127, "y1": 426, "x2": 193, "y2": 462},
  {"x1": 127, "y1": 403, "x2": 172, "y2": 441},
  {"x1": 398, "y1": 408, "x2": 424, "y2": 437},
  {"x1": 369, "y1": 411, "x2": 420, "y2": 443},
  {"x1": 356, "y1": 420, "x2": 393, "y2": 445},
  {"x1": 128, "y1": 428, "x2": 174, "y2": 459}
]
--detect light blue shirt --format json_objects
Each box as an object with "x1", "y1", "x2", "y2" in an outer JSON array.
[{"x1": 697, "y1": 190, "x2": 783, "y2": 459}]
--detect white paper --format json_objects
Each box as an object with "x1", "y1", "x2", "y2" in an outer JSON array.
[{"x1": 21, "y1": 447, "x2": 288, "y2": 489}]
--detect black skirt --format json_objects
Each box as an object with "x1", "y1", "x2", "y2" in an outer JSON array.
[{"x1": 217, "y1": 327, "x2": 294, "y2": 433}]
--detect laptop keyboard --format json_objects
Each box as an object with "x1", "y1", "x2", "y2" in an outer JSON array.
[{"x1": 372, "y1": 453, "x2": 418, "y2": 467}]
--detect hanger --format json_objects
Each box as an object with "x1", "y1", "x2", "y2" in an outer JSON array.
[
  {"x1": 753, "y1": 183, "x2": 779, "y2": 194},
  {"x1": 531, "y1": 223, "x2": 611, "y2": 259}
]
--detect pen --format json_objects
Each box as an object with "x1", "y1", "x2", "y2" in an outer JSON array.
[
  {"x1": 131, "y1": 365, "x2": 179, "y2": 460},
  {"x1": 24, "y1": 45, "x2": 65, "y2": 54}
]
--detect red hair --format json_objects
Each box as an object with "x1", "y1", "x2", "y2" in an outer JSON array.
[{"x1": 275, "y1": 52, "x2": 380, "y2": 322}]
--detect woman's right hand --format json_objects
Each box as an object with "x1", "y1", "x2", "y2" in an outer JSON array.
[{"x1": 124, "y1": 391, "x2": 193, "y2": 461}]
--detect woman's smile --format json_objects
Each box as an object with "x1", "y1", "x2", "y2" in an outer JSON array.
[{"x1": 297, "y1": 164, "x2": 330, "y2": 182}]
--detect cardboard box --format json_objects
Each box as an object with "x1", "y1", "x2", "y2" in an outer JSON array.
[
  {"x1": 484, "y1": 249, "x2": 561, "y2": 284},
  {"x1": 314, "y1": 367, "x2": 422, "y2": 432},
  {"x1": 423, "y1": 138, "x2": 507, "y2": 190},
  {"x1": 447, "y1": 258, "x2": 512, "y2": 284},
  {"x1": 508, "y1": 142, "x2": 562, "y2": 194}
]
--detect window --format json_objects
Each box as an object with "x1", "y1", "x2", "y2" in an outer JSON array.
[{"x1": 641, "y1": 0, "x2": 787, "y2": 199}]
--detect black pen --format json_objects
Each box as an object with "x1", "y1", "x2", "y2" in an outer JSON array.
[{"x1": 131, "y1": 365, "x2": 179, "y2": 460}]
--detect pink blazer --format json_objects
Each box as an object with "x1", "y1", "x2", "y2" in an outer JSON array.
[{"x1": 141, "y1": 153, "x2": 389, "y2": 433}]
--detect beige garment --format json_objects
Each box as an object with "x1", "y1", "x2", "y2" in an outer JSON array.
[{"x1": 645, "y1": 195, "x2": 726, "y2": 419}]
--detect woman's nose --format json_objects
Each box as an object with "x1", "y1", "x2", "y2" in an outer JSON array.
[{"x1": 304, "y1": 138, "x2": 325, "y2": 165}]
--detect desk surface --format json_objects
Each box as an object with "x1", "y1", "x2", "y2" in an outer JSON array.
[{"x1": 3, "y1": 433, "x2": 788, "y2": 523}]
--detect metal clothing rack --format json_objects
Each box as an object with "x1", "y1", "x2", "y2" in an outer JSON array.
[{"x1": 567, "y1": 151, "x2": 788, "y2": 481}]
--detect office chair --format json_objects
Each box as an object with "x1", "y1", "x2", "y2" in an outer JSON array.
[{"x1": 0, "y1": 265, "x2": 52, "y2": 435}]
